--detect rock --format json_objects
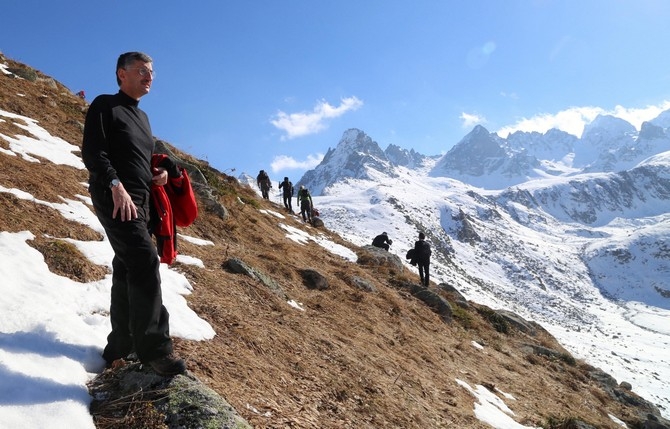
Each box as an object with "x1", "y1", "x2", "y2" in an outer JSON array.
[
  {"x1": 357, "y1": 245, "x2": 405, "y2": 272},
  {"x1": 437, "y1": 282, "x2": 469, "y2": 307},
  {"x1": 494, "y1": 309, "x2": 543, "y2": 336},
  {"x1": 88, "y1": 362, "x2": 251, "y2": 429},
  {"x1": 224, "y1": 257, "x2": 287, "y2": 299},
  {"x1": 395, "y1": 280, "x2": 453, "y2": 323},
  {"x1": 350, "y1": 276, "x2": 376, "y2": 292},
  {"x1": 300, "y1": 268, "x2": 328, "y2": 290}
]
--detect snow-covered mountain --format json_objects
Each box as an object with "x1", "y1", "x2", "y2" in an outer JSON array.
[
  {"x1": 297, "y1": 129, "x2": 433, "y2": 195},
  {"x1": 299, "y1": 119, "x2": 670, "y2": 417},
  {"x1": 343, "y1": 114, "x2": 670, "y2": 189}
]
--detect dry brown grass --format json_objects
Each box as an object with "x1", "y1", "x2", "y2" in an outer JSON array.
[{"x1": 0, "y1": 52, "x2": 648, "y2": 429}]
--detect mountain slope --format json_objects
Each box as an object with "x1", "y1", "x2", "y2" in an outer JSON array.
[{"x1": 1, "y1": 52, "x2": 668, "y2": 429}]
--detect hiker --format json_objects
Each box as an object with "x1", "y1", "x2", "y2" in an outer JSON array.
[
  {"x1": 77, "y1": 90, "x2": 86, "y2": 99},
  {"x1": 414, "y1": 232, "x2": 432, "y2": 286},
  {"x1": 278, "y1": 176, "x2": 294, "y2": 212},
  {"x1": 297, "y1": 185, "x2": 313, "y2": 222},
  {"x1": 256, "y1": 169, "x2": 271, "y2": 200},
  {"x1": 82, "y1": 51, "x2": 186, "y2": 376},
  {"x1": 372, "y1": 232, "x2": 392, "y2": 251}
]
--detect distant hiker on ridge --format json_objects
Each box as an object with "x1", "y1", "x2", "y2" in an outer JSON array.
[
  {"x1": 413, "y1": 231, "x2": 432, "y2": 286},
  {"x1": 372, "y1": 232, "x2": 392, "y2": 251},
  {"x1": 297, "y1": 185, "x2": 313, "y2": 223},
  {"x1": 256, "y1": 169, "x2": 271, "y2": 200},
  {"x1": 278, "y1": 176, "x2": 294, "y2": 213},
  {"x1": 82, "y1": 51, "x2": 186, "y2": 376}
]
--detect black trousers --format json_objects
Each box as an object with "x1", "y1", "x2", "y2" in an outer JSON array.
[
  {"x1": 91, "y1": 185, "x2": 173, "y2": 364},
  {"x1": 283, "y1": 194, "x2": 292, "y2": 211},
  {"x1": 300, "y1": 201, "x2": 312, "y2": 221},
  {"x1": 418, "y1": 260, "x2": 430, "y2": 286}
]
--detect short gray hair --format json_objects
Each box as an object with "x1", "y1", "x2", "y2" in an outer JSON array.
[{"x1": 116, "y1": 52, "x2": 152, "y2": 86}]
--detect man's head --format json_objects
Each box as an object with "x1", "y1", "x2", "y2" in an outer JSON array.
[
  {"x1": 116, "y1": 52, "x2": 154, "y2": 100},
  {"x1": 419, "y1": 232, "x2": 425, "y2": 240}
]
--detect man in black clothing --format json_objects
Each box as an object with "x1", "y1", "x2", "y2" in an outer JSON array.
[
  {"x1": 372, "y1": 232, "x2": 392, "y2": 251},
  {"x1": 278, "y1": 176, "x2": 293, "y2": 212},
  {"x1": 257, "y1": 170, "x2": 271, "y2": 199},
  {"x1": 82, "y1": 52, "x2": 185, "y2": 376},
  {"x1": 414, "y1": 232, "x2": 432, "y2": 287}
]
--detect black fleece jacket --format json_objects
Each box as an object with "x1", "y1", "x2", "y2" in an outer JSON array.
[{"x1": 82, "y1": 90, "x2": 154, "y2": 202}]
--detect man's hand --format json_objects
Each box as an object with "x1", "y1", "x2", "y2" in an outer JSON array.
[
  {"x1": 152, "y1": 168, "x2": 168, "y2": 186},
  {"x1": 111, "y1": 183, "x2": 138, "y2": 221}
]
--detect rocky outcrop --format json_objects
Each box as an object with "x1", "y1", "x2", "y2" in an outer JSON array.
[
  {"x1": 88, "y1": 363, "x2": 251, "y2": 429},
  {"x1": 356, "y1": 245, "x2": 405, "y2": 272},
  {"x1": 300, "y1": 268, "x2": 329, "y2": 290},
  {"x1": 224, "y1": 257, "x2": 287, "y2": 299},
  {"x1": 397, "y1": 281, "x2": 453, "y2": 322}
]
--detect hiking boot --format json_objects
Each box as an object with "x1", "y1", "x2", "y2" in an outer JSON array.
[{"x1": 148, "y1": 354, "x2": 186, "y2": 376}]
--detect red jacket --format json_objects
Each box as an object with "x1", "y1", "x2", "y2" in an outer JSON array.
[{"x1": 151, "y1": 154, "x2": 198, "y2": 264}]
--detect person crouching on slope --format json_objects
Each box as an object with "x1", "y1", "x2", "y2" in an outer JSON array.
[{"x1": 372, "y1": 232, "x2": 392, "y2": 251}]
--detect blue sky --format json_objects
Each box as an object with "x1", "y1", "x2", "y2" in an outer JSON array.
[{"x1": 3, "y1": 0, "x2": 670, "y2": 181}]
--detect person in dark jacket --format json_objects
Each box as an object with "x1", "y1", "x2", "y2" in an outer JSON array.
[
  {"x1": 81, "y1": 51, "x2": 185, "y2": 376},
  {"x1": 297, "y1": 185, "x2": 313, "y2": 222},
  {"x1": 414, "y1": 232, "x2": 432, "y2": 286},
  {"x1": 257, "y1": 170, "x2": 271, "y2": 199},
  {"x1": 372, "y1": 232, "x2": 392, "y2": 251},
  {"x1": 278, "y1": 177, "x2": 294, "y2": 212}
]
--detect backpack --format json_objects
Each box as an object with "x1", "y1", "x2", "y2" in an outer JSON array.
[
  {"x1": 415, "y1": 240, "x2": 431, "y2": 260},
  {"x1": 258, "y1": 170, "x2": 269, "y2": 183},
  {"x1": 282, "y1": 180, "x2": 293, "y2": 195},
  {"x1": 299, "y1": 188, "x2": 311, "y2": 201}
]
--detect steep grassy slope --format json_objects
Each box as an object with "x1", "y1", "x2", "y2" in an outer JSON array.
[{"x1": 0, "y1": 52, "x2": 664, "y2": 429}]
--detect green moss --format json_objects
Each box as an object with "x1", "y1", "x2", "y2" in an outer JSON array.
[
  {"x1": 477, "y1": 307, "x2": 509, "y2": 334},
  {"x1": 451, "y1": 305, "x2": 474, "y2": 329}
]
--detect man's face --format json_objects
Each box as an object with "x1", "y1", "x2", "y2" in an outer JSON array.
[{"x1": 118, "y1": 60, "x2": 153, "y2": 100}]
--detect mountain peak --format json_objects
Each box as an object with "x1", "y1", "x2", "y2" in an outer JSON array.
[
  {"x1": 298, "y1": 128, "x2": 392, "y2": 195},
  {"x1": 429, "y1": 125, "x2": 507, "y2": 179}
]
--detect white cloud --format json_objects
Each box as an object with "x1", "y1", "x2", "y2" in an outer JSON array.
[
  {"x1": 270, "y1": 97, "x2": 364, "y2": 140},
  {"x1": 460, "y1": 112, "x2": 486, "y2": 128},
  {"x1": 500, "y1": 91, "x2": 519, "y2": 100},
  {"x1": 270, "y1": 153, "x2": 324, "y2": 172},
  {"x1": 466, "y1": 41, "x2": 496, "y2": 70},
  {"x1": 610, "y1": 102, "x2": 670, "y2": 129},
  {"x1": 496, "y1": 101, "x2": 670, "y2": 138}
]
